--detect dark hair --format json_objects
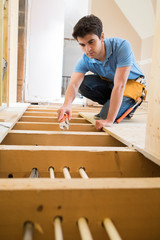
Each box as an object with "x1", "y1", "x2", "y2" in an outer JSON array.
[{"x1": 72, "y1": 14, "x2": 103, "y2": 40}]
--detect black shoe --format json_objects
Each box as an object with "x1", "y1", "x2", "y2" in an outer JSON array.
[{"x1": 94, "y1": 113, "x2": 101, "y2": 119}]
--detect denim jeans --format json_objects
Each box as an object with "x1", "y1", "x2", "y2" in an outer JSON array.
[{"x1": 79, "y1": 74, "x2": 137, "y2": 121}]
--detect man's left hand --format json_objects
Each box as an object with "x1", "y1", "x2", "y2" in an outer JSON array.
[{"x1": 95, "y1": 119, "x2": 113, "y2": 130}]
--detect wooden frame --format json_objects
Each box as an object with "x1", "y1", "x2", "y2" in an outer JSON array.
[
  {"x1": 0, "y1": 0, "x2": 3, "y2": 106},
  {"x1": 0, "y1": 104, "x2": 160, "y2": 239}
]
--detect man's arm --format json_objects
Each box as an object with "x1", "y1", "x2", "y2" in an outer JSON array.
[
  {"x1": 57, "y1": 72, "x2": 84, "y2": 121},
  {"x1": 95, "y1": 66, "x2": 131, "y2": 130}
]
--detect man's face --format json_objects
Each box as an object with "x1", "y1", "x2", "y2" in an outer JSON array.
[{"x1": 77, "y1": 33, "x2": 104, "y2": 60}]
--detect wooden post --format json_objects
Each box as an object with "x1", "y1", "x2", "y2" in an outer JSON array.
[
  {"x1": 7, "y1": 0, "x2": 19, "y2": 105},
  {"x1": 145, "y1": 1, "x2": 160, "y2": 159},
  {"x1": 0, "y1": 0, "x2": 3, "y2": 106}
]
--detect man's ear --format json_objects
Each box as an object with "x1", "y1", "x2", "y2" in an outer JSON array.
[{"x1": 100, "y1": 32, "x2": 105, "y2": 42}]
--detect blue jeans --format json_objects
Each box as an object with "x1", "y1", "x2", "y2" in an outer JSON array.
[{"x1": 79, "y1": 74, "x2": 137, "y2": 121}]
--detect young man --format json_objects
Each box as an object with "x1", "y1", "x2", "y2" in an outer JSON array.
[{"x1": 57, "y1": 14, "x2": 146, "y2": 130}]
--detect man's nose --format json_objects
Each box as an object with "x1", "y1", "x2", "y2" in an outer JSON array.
[{"x1": 86, "y1": 44, "x2": 92, "y2": 52}]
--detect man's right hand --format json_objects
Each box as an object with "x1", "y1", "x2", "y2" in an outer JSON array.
[{"x1": 57, "y1": 106, "x2": 72, "y2": 122}]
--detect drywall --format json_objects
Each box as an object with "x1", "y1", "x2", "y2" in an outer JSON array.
[
  {"x1": 114, "y1": 0, "x2": 155, "y2": 39},
  {"x1": 25, "y1": 0, "x2": 64, "y2": 102},
  {"x1": 91, "y1": 0, "x2": 142, "y2": 59},
  {"x1": 63, "y1": 0, "x2": 90, "y2": 77}
]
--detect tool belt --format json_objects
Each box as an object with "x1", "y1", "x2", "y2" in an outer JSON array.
[{"x1": 99, "y1": 75, "x2": 147, "y2": 102}]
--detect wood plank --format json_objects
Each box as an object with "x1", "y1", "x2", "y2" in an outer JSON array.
[
  {"x1": 145, "y1": 1, "x2": 160, "y2": 159},
  {"x1": 0, "y1": 178, "x2": 160, "y2": 240},
  {"x1": 0, "y1": 112, "x2": 17, "y2": 121},
  {"x1": 13, "y1": 122, "x2": 99, "y2": 132},
  {"x1": 26, "y1": 107, "x2": 100, "y2": 113},
  {"x1": 2, "y1": 0, "x2": 8, "y2": 103},
  {"x1": 7, "y1": 0, "x2": 19, "y2": 104},
  {"x1": 79, "y1": 111, "x2": 160, "y2": 166},
  {"x1": 0, "y1": 0, "x2": 3, "y2": 106},
  {"x1": 0, "y1": 103, "x2": 30, "y2": 143},
  {"x1": 0, "y1": 145, "x2": 160, "y2": 178},
  {"x1": 80, "y1": 112, "x2": 146, "y2": 147},
  {"x1": 1, "y1": 130, "x2": 125, "y2": 147},
  {"x1": 23, "y1": 111, "x2": 81, "y2": 117},
  {"x1": 19, "y1": 116, "x2": 90, "y2": 123}
]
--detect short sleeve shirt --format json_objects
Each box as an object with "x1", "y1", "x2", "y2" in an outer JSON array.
[{"x1": 74, "y1": 37, "x2": 144, "y2": 81}]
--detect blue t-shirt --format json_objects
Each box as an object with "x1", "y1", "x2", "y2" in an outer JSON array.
[{"x1": 74, "y1": 37, "x2": 144, "y2": 81}]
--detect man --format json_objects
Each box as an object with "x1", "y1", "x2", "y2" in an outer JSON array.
[{"x1": 57, "y1": 14, "x2": 146, "y2": 130}]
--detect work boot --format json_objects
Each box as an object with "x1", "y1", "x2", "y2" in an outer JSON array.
[{"x1": 94, "y1": 101, "x2": 109, "y2": 120}]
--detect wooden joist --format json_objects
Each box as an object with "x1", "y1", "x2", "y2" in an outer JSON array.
[
  {"x1": 19, "y1": 116, "x2": 89, "y2": 123},
  {"x1": 0, "y1": 146, "x2": 160, "y2": 178},
  {"x1": 1, "y1": 130, "x2": 125, "y2": 147},
  {"x1": 13, "y1": 122, "x2": 99, "y2": 132},
  {"x1": 23, "y1": 111, "x2": 82, "y2": 117},
  {"x1": 0, "y1": 178, "x2": 160, "y2": 240}
]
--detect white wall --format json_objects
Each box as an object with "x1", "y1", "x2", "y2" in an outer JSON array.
[
  {"x1": 25, "y1": 0, "x2": 64, "y2": 102},
  {"x1": 63, "y1": 0, "x2": 90, "y2": 77}
]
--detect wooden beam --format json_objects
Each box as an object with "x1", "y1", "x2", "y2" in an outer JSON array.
[
  {"x1": 23, "y1": 111, "x2": 81, "y2": 117},
  {"x1": 0, "y1": 146, "x2": 160, "y2": 178},
  {"x1": 0, "y1": 103, "x2": 30, "y2": 143},
  {"x1": 26, "y1": 107, "x2": 100, "y2": 113},
  {"x1": 19, "y1": 116, "x2": 90, "y2": 123},
  {"x1": 1, "y1": 130, "x2": 125, "y2": 147},
  {"x1": 8, "y1": 0, "x2": 19, "y2": 104},
  {"x1": 0, "y1": 0, "x2": 3, "y2": 106},
  {"x1": 2, "y1": 0, "x2": 8, "y2": 103},
  {"x1": 0, "y1": 178, "x2": 160, "y2": 239},
  {"x1": 145, "y1": 0, "x2": 160, "y2": 159},
  {"x1": 13, "y1": 122, "x2": 99, "y2": 132}
]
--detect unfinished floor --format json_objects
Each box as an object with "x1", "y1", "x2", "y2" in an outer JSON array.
[{"x1": 0, "y1": 103, "x2": 160, "y2": 240}]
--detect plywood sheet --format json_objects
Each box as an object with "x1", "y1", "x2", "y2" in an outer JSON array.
[{"x1": 0, "y1": 103, "x2": 30, "y2": 143}]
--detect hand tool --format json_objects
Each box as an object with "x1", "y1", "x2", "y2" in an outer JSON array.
[
  {"x1": 116, "y1": 97, "x2": 142, "y2": 124},
  {"x1": 59, "y1": 113, "x2": 70, "y2": 130}
]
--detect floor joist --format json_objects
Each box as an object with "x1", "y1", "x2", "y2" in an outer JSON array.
[
  {"x1": 0, "y1": 178, "x2": 160, "y2": 240},
  {"x1": 13, "y1": 122, "x2": 99, "y2": 132},
  {"x1": 0, "y1": 145, "x2": 160, "y2": 178},
  {"x1": 1, "y1": 130, "x2": 125, "y2": 147},
  {"x1": 19, "y1": 116, "x2": 90, "y2": 123}
]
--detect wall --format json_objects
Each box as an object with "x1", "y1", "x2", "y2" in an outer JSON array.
[
  {"x1": 25, "y1": 0, "x2": 64, "y2": 102},
  {"x1": 91, "y1": 0, "x2": 156, "y2": 84},
  {"x1": 91, "y1": 0, "x2": 142, "y2": 60},
  {"x1": 62, "y1": 0, "x2": 90, "y2": 77}
]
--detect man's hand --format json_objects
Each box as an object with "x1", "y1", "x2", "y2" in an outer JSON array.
[
  {"x1": 57, "y1": 106, "x2": 72, "y2": 121},
  {"x1": 95, "y1": 119, "x2": 113, "y2": 130}
]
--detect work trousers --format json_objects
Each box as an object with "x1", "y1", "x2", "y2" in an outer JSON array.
[{"x1": 79, "y1": 74, "x2": 137, "y2": 120}]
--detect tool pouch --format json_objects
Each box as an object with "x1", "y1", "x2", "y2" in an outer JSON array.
[{"x1": 124, "y1": 80, "x2": 147, "y2": 101}]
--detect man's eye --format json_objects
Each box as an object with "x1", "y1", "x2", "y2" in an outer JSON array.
[{"x1": 80, "y1": 44, "x2": 85, "y2": 47}]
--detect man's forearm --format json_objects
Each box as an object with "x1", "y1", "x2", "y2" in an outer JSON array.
[
  {"x1": 106, "y1": 86, "x2": 124, "y2": 122},
  {"x1": 63, "y1": 84, "x2": 78, "y2": 107}
]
